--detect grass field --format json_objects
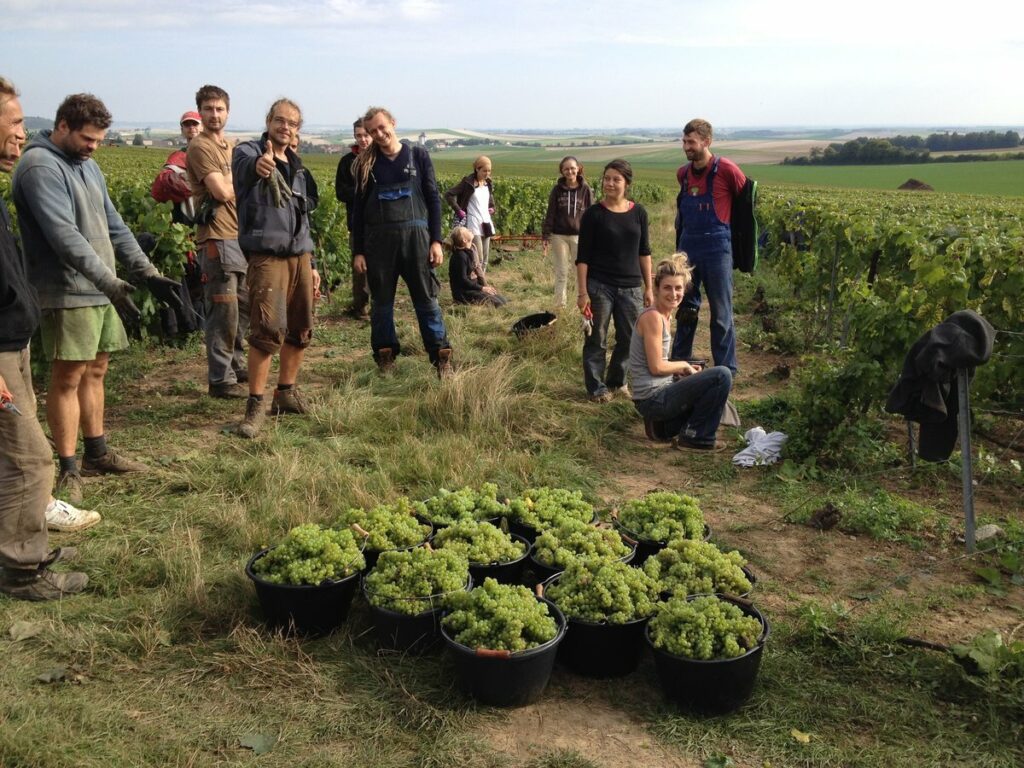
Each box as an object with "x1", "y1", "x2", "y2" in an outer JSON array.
[{"x1": 2, "y1": 214, "x2": 1022, "y2": 766}]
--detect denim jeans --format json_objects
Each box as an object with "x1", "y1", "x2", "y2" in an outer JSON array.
[
  {"x1": 583, "y1": 278, "x2": 643, "y2": 397},
  {"x1": 670, "y1": 237, "x2": 738, "y2": 374},
  {"x1": 633, "y1": 366, "x2": 732, "y2": 445},
  {"x1": 366, "y1": 226, "x2": 450, "y2": 363}
]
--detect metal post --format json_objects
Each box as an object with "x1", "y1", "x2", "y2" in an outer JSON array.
[{"x1": 957, "y1": 368, "x2": 976, "y2": 553}]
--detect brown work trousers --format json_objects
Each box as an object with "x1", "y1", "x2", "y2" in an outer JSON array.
[{"x1": 0, "y1": 347, "x2": 51, "y2": 569}]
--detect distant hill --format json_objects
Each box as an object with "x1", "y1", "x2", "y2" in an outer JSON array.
[{"x1": 26, "y1": 116, "x2": 53, "y2": 130}]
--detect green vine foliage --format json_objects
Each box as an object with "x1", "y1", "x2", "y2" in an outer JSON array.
[{"x1": 758, "y1": 187, "x2": 1023, "y2": 464}]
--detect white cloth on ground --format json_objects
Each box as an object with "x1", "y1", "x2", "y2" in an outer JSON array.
[{"x1": 732, "y1": 426, "x2": 788, "y2": 467}]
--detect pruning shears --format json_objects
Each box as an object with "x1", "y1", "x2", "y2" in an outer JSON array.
[
  {"x1": 1, "y1": 391, "x2": 22, "y2": 416},
  {"x1": 580, "y1": 303, "x2": 593, "y2": 337}
]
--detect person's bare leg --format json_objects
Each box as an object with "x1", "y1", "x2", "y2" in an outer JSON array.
[
  {"x1": 47, "y1": 360, "x2": 87, "y2": 458},
  {"x1": 78, "y1": 353, "x2": 109, "y2": 439},
  {"x1": 277, "y1": 343, "x2": 305, "y2": 387},
  {"x1": 247, "y1": 347, "x2": 273, "y2": 396}
]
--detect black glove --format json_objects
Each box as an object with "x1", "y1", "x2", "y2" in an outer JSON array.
[
  {"x1": 147, "y1": 275, "x2": 185, "y2": 313},
  {"x1": 107, "y1": 279, "x2": 141, "y2": 327}
]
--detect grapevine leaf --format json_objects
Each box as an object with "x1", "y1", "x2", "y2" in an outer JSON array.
[{"x1": 239, "y1": 732, "x2": 277, "y2": 755}]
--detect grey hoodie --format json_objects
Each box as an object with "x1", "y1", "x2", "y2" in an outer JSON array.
[{"x1": 11, "y1": 130, "x2": 158, "y2": 309}]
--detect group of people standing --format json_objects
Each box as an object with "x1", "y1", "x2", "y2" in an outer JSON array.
[{"x1": 1, "y1": 73, "x2": 746, "y2": 600}]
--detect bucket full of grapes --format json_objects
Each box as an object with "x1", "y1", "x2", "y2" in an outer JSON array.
[
  {"x1": 612, "y1": 492, "x2": 711, "y2": 566},
  {"x1": 645, "y1": 593, "x2": 769, "y2": 714},
  {"x1": 246, "y1": 524, "x2": 366, "y2": 637},
  {"x1": 441, "y1": 579, "x2": 566, "y2": 707},
  {"x1": 541, "y1": 559, "x2": 657, "y2": 678},
  {"x1": 431, "y1": 520, "x2": 531, "y2": 585},
  {"x1": 363, "y1": 548, "x2": 472, "y2": 654}
]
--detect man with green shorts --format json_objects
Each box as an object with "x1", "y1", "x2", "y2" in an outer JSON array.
[{"x1": 12, "y1": 93, "x2": 182, "y2": 504}]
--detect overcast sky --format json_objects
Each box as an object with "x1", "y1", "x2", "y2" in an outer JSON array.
[{"x1": 3, "y1": 0, "x2": 1022, "y2": 131}]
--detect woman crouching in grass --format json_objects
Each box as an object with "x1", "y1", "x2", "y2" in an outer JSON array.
[
  {"x1": 628, "y1": 255, "x2": 732, "y2": 451},
  {"x1": 448, "y1": 226, "x2": 507, "y2": 307}
]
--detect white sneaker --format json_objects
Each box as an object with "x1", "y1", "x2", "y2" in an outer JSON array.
[{"x1": 45, "y1": 498, "x2": 102, "y2": 533}]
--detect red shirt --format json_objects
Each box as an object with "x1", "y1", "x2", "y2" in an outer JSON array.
[{"x1": 676, "y1": 155, "x2": 746, "y2": 225}]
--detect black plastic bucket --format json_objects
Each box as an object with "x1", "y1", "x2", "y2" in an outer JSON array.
[
  {"x1": 512, "y1": 311, "x2": 557, "y2": 339},
  {"x1": 363, "y1": 576, "x2": 471, "y2": 654},
  {"x1": 246, "y1": 548, "x2": 360, "y2": 636},
  {"x1": 362, "y1": 524, "x2": 433, "y2": 571},
  {"x1": 442, "y1": 596, "x2": 567, "y2": 707},
  {"x1": 645, "y1": 595, "x2": 769, "y2": 714},
  {"x1": 468, "y1": 534, "x2": 531, "y2": 585},
  {"x1": 618, "y1": 523, "x2": 712, "y2": 567}
]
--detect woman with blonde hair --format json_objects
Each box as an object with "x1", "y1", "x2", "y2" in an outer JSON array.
[
  {"x1": 444, "y1": 156, "x2": 496, "y2": 270},
  {"x1": 628, "y1": 254, "x2": 732, "y2": 450}
]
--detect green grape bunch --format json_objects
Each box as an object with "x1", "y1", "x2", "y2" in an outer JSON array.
[
  {"x1": 364, "y1": 547, "x2": 470, "y2": 616},
  {"x1": 252, "y1": 524, "x2": 366, "y2": 586},
  {"x1": 617, "y1": 491, "x2": 705, "y2": 543},
  {"x1": 432, "y1": 520, "x2": 526, "y2": 565},
  {"x1": 532, "y1": 518, "x2": 630, "y2": 569},
  {"x1": 442, "y1": 578, "x2": 558, "y2": 652},
  {"x1": 507, "y1": 487, "x2": 594, "y2": 532},
  {"x1": 336, "y1": 497, "x2": 431, "y2": 552},
  {"x1": 643, "y1": 538, "x2": 752, "y2": 597},
  {"x1": 421, "y1": 483, "x2": 507, "y2": 527},
  {"x1": 649, "y1": 595, "x2": 764, "y2": 660},
  {"x1": 544, "y1": 558, "x2": 658, "y2": 624}
]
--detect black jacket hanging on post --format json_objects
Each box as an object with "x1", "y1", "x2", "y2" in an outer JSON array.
[{"x1": 884, "y1": 309, "x2": 995, "y2": 461}]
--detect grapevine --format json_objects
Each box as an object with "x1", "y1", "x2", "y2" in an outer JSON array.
[
  {"x1": 617, "y1": 492, "x2": 705, "y2": 543},
  {"x1": 252, "y1": 524, "x2": 365, "y2": 586},
  {"x1": 532, "y1": 518, "x2": 630, "y2": 569},
  {"x1": 363, "y1": 547, "x2": 470, "y2": 615},
  {"x1": 643, "y1": 538, "x2": 752, "y2": 597},
  {"x1": 507, "y1": 487, "x2": 594, "y2": 532},
  {"x1": 543, "y1": 558, "x2": 658, "y2": 624},
  {"x1": 649, "y1": 595, "x2": 763, "y2": 660},
  {"x1": 432, "y1": 520, "x2": 526, "y2": 565},
  {"x1": 420, "y1": 483, "x2": 507, "y2": 527},
  {"x1": 442, "y1": 578, "x2": 558, "y2": 652}
]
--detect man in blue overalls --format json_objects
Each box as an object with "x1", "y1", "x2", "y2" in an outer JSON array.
[
  {"x1": 351, "y1": 108, "x2": 453, "y2": 378},
  {"x1": 670, "y1": 119, "x2": 746, "y2": 375}
]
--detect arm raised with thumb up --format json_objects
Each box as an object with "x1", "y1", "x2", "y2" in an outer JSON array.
[{"x1": 255, "y1": 139, "x2": 276, "y2": 180}]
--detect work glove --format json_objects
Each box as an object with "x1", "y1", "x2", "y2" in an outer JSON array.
[
  {"x1": 107, "y1": 279, "x2": 142, "y2": 327},
  {"x1": 147, "y1": 275, "x2": 185, "y2": 313}
]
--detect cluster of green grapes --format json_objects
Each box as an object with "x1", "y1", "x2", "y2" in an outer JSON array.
[
  {"x1": 421, "y1": 483, "x2": 507, "y2": 527},
  {"x1": 364, "y1": 548, "x2": 470, "y2": 615},
  {"x1": 617, "y1": 492, "x2": 705, "y2": 543},
  {"x1": 643, "y1": 538, "x2": 752, "y2": 597},
  {"x1": 336, "y1": 498, "x2": 432, "y2": 552},
  {"x1": 507, "y1": 487, "x2": 594, "y2": 531},
  {"x1": 649, "y1": 595, "x2": 763, "y2": 660},
  {"x1": 442, "y1": 577, "x2": 558, "y2": 652},
  {"x1": 544, "y1": 558, "x2": 658, "y2": 624},
  {"x1": 252, "y1": 524, "x2": 365, "y2": 586},
  {"x1": 432, "y1": 520, "x2": 526, "y2": 565},
  {"x1": 532, "y1": 519, "x2": 630, "y2": 569}
]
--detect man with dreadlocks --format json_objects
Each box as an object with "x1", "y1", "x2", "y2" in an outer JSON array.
[{"x1": 350, "y1": 107, "x2": 453, "y2": 378}]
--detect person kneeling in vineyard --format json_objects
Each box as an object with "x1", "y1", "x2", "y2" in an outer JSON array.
[
  {"x1": 629, "y1": 255, "x2": 732, "y2": 451},
  {"x1": 448, "y1": 226, "x2": 506, "y2": 307},
  {"x1": 231, "y1": 98, "x2": 321, "y2": 439}
]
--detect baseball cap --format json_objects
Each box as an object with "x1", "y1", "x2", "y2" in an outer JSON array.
[{"x1": 180, "y1": 111, "x2": 201, "y2": 125}]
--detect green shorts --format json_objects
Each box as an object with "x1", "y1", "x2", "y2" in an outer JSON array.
[{"x1": 38, "y1": 305, "x2": 129, "y2": 361}]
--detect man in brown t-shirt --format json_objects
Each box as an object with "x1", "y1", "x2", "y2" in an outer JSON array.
[{"x1": 185, "y1": 84, "x2": 249, "y2": 399}]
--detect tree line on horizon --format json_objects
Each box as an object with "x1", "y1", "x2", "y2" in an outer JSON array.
[{"x1": 783, "y1": 130, "x2": 1024, "y2": 166}]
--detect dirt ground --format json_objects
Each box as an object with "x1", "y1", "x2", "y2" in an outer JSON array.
[{"x1": 99, "y1": 292, "x2": 1021, "y2": 768}]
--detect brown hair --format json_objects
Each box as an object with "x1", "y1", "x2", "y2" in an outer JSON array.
[
  {"x1": 195, "y1": 84, "x2": 230, "y2": 111},
  {"x1": 683, "y1": 119, "x2": 713, "y2": 141},
  {"x1": 355, "y1": 106, "x2": 396, "y2": 190},
  {"x1": 602, "y1": 158, "x2": 633, "y2": 186},
  {"x1": 55, "y1": 94, "x2": 112, "y2": 132},
  {"x1": 353, "y1": 117, "x2": 364, "y2": 130},
  {"x1": 654, "y1": 253, "x2": 693, "y2": 289},
  {"x1": 265, "y1": 98, "x2": 303, "y2": 128}
]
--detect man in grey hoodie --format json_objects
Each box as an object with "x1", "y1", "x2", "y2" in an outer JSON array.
[{"x1": 11, "y1": 93, "x2": 182, "y2": 504}]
